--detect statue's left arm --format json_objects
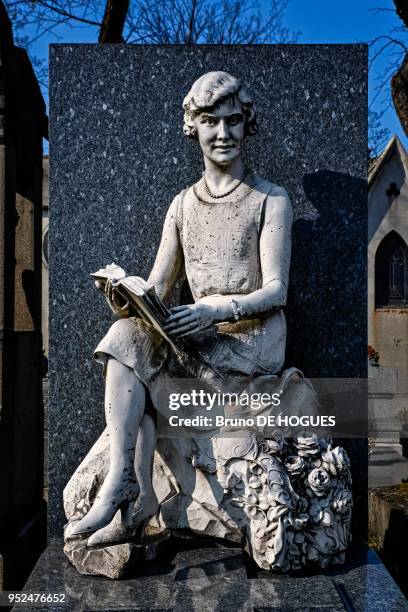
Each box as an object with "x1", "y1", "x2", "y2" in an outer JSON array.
[
  {"x1": 164, "y1": 187, "x2": 293, "y2": 337},
  {"x1": 230, "y1": 186, "x2": 293, "y2": 318}
]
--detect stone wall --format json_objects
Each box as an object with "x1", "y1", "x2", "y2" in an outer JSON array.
[{"x1": 49, "y1": 45, "x2": 368, "y2": 536}]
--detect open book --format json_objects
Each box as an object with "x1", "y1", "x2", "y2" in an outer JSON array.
[{"x1": 91, "y1": 263, "x2": 182, "y2": 354}]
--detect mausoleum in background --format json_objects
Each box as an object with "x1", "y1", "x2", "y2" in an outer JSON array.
[
  {"x1": 369, "y1": 136, "x2": 408, "y2": 408},
  {"x1": 368, "y1": 136, "x2": 408, "y2": 485}
]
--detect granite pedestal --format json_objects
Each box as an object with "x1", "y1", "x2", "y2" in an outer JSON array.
[{"x1": 14, "y1": 538, "x2": 408, "y2": 611}]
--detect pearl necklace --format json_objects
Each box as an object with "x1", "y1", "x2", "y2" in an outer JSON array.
[{"x1": 203, "y1": 166, "x2": 249, "y2": 199}]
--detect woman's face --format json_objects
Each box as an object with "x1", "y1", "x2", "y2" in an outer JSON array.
[{"x1": 194, "y1": 96, "x2": 245, "y2": 166}]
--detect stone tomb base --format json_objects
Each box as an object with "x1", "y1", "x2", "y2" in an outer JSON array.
[{"x1": 15, "y1": 537, "x2": 407, "y2": 611}]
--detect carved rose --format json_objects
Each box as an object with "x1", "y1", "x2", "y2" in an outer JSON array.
[
  {"x1": 294, "y1": 432, "x2": 320, "y2": 457},
  {"x1": 321, "y1": 446, "x2": 350, "y2": 476},
  {"x1": 216, "y1": 431, "x2": 351, "y2": 572},
  {"x1": 307, "y1": 468, "x2": 331, "y2": 497},
  {"x1": 332, "y1": 488, "x2": 353, "y2": 514},
  {"x1": 284, "y1": 455, "x2": 305, "y2": 477}
]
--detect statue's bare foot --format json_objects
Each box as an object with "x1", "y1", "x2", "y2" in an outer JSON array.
[
  {"x1": 87, "y1": 492, "x2": 159, "y2": 547},
  {"x1": 66, "y1": 469, "x2": 139, "y2": 539}
]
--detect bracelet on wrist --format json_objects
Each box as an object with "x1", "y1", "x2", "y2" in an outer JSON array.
[{"x1": 230, "y1": 298, "x2": 245, "y2": 321}]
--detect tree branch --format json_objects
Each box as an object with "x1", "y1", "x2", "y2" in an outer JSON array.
[
  {"x1": 31, "y1": 0, "x2": 102, "y2": 27},
  {"x1": 98, "y1": 0, "x2": 129, "y2": 43}
]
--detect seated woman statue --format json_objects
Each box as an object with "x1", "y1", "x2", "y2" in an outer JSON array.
[{"x1": 67, "y1": 70, "x2": 293, "y2": 545}]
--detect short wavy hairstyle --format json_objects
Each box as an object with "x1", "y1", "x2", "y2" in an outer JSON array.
[{"x1": 182, "y1": 71, "x2": 257, "y2": 139}]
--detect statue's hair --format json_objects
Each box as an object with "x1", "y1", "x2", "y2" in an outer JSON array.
[{"x1": 182, "y1": 71, "x2": 257, "y2": 138}]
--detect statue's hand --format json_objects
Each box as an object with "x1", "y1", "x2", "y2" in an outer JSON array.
[
  {"x1": 163, "y1": 303, "x2": 218, "y2": 337},
  {"x1": 95, "y1": 279, "x2": 130, "y2": 318}
]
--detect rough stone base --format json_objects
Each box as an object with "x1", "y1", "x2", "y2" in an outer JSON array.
[
  {"x1": 15, "y1": 538, "x2": 408, "y2": 611},
  {"x1": 64, "y1": 424, "x2": 353, "y2": 576},
  {"x1": 64, "y1": 530, "x2": 170, "y2": 579}
]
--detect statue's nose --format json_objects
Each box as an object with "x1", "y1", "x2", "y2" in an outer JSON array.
[{"x1": 216, "y1": 119, "x2": 229, "y2": 139}]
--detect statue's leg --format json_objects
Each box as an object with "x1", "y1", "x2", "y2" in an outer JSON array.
[
  {"x1": 133, "y1": 409, "x2": 159, "y2": 516},
  {"x1": 68, "y1": 357, "x2": 145, "y2": 537},
  {"x1": 103, "y1": 357, "x2": 145, "y2": 485},
  {"x1": 86, "y1": 397, "x2": 160, "y2": 546}
]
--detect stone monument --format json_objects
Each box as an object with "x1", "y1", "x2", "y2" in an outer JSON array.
[
  {"x1": 8, "y1": 43, "x2": 403, "y2": 610},
  {"x1": 61, "y1": 70, "x2": 353, "y2": 578}
]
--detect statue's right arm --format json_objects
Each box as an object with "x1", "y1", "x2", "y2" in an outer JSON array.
[{"x1": 147, "y1": 195, "x2": 184, "y2": 301}]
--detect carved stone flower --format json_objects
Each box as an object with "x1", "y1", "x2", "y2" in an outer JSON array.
[
  {"x1": 284, "y1": 455, "x2": 306, "y2": 478},
  {"x1": 332, "y1": 488, "x2": 353, "y2": 514},
  {"x1": 294, "y1": 432, "x2": 320, "y2": 457},
  {"x1": 321, "y1": 446, "x2": 350, "y2": 477},
  {"x1": 265, "y1": 432, "x2": 285, "y2": 455},
  {"x1": 307, "y1": 468, "x2": 331, "y2": 497}
]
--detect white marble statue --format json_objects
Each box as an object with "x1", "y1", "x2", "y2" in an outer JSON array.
[{"x1": 64, "y1": 71, "x2": 352, "y2": 578}]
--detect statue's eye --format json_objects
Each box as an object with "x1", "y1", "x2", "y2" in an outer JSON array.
[
  {"x1": 200, "y1": 115, "x2": 217, "y2": 126},
  {"x1": 228, "y1": 114, "x2": 243, "y2": 126}
]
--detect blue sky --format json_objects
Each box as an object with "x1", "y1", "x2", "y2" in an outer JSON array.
[
  {"x1": 283, "y1": 0, "x2": 407, "y2": 145},
  {"x1": 23, "y1": 0, "x2": 407, "y2": 149}
]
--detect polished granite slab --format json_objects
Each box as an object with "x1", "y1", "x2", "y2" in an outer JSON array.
[{"x1": 13, "y1": 537, "x2": 408, "y2": 611}]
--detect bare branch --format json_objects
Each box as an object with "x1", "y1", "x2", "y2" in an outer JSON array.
[
  {"x1": 368, "y1": 37, "x2": 408, "y2": 70},
  {"x1": 367, "y1": 3, "x2": 407, "y2": 143},
  {"x1": 126, "y1": 0, "x2": 298, "y2": 45},
  {"x1": 30, "y1": 0, "x2": 102, "y2": 27},
  {"x1": 369, "y1": 109, "x2": 391, "y2": 158},
  {"x1": 4, "y1": 0, "x2": 297, "y2": 93}
]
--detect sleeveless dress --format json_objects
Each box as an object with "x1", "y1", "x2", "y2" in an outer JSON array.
[{"x1": 94, "y1": 174, "x2": 287, "y2": 399}]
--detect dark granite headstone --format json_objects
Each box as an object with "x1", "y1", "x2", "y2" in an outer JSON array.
[{"x1": 49, "y1": 45, "x2": 368, "y2": 536}]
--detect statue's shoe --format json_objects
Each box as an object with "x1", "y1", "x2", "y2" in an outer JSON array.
[
  {"x1": 86, "y1": 495, "x2": 159, "y2": 547},
  {"x1": 66, "y1": 480, "x2": 139, "y2": 539}
]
